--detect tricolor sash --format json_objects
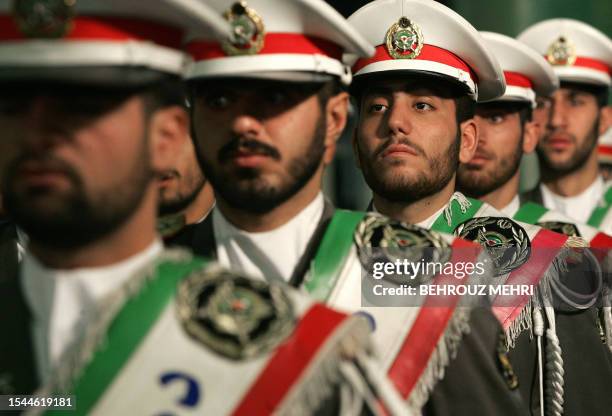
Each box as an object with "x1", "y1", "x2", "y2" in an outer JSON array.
[
  {"x1": 32, "y1": 251, "x2": 387, "y2": 416},
  {"x1": 514, "y1": 201, "x2": 612, "y2": 349},
  {"x1": 428, "y1": 193, "x2": 570, "y2": 344},
  {"x1": 515, "y1": 201, "x2": 612, "y2": 253},
  {"x1": 588, "y1": 183, "x2": 612, "y2": 233},
  {"x1": 305, "y1": 212, "x2": 491, "y2": 412}
]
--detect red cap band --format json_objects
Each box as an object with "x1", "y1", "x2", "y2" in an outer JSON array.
[
  {"x1": 352, "y1": 43, "x2": 478, "y2": 83},
  {"x1": 0, "y1": 15, "x2": 183, "y2": 49},
  {"x1": 504, "y1": 71, "x2": 533, "y2": 88},
  {"x1": 187, "y1": 33, "x2": 343, "y2": 61},
  {"x1": 573, "y1": 56, "x2": 612, "y2": 75}
]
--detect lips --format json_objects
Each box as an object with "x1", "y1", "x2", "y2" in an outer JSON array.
[
  {"x1": 381, "y1": 143, "x2": 418, "y2": 158},
  {"x1": 17, "y1": 164, "x2": 71, "y2": 188},
  {"x1": 545, "y1": 135, "x2": 572, "y2": 150}
]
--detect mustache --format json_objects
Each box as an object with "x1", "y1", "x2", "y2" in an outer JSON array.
[
  {"x1": 543, "y1": 129, "x2": 576, "y2": 143},
  {"x1": 4, "y1": 153, "x2": 81, "y2": 187},
  {"x1": 374, "y1": 137, "x2": 425, "y2": 158},
  {"x1": 218, "y1": 137, "x2": 281, "y2": 162}
]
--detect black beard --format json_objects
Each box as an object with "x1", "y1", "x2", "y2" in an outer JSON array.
[
  {"x1": 359, "y1": 131, "x2": 460, "y2": 204},
  {"x1": 199, "y1": 115, "x2": 326, "y2": 214},
  {"x1": 158, "y1": 176, "x2": 207, "y2": 216},
  {"x1": 457, "y1": 137, "x2": 523, "y2": 199},
  {"x1": 538, "y1": 117, "x2": 599, "y2": 179},
  {"x1": 3, "y1": 149, "x2": 152, "y2": 250}
]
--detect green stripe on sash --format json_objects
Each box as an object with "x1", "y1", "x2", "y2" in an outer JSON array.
[
  {"x1": 588, "y1": 187, "x2": 612, "y2": 228},
  {"x1": 305, "y1": 210, "x2": 366, "y2": 301},
  {"x1": 430, "y1": 197, "x2": 483, "y2": 233},
  {"x1": 513, "y1": 202, "x2": 548, "y2": 224},
  {"x1": 46, "y1": 257, "x2": 206, "y2": 416}
]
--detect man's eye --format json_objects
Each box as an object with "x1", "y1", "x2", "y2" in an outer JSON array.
[
  {"x1": 414, "y1": 102, "x2": 433, "y2": 111},
  {"x1": 569, "y1": 97, "x2": 585, "y2": 106},
  {"x1": 266, "y1": 91, "x2": 288, "y2": 105},
  {"x1": 488, "y1": 115, "x2": 504, "y2": 124},
  {"x1": 536, "y1": 99, "x2": 551, "y2": 110},
  {"x1": 369, "y1": 104, "x2": 387, "y2": 113},
  {"x1": 205, "y1": 94, "x2": 231, "y2": 109}
]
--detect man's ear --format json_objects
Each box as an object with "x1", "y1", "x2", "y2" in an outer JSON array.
[
  {"x1": 149, "y1": 105, "x2": 190, "y2": 173},
  {"x1": 458, "y1": 118, "x2": 479, "y2": 164},
  {"x1": 323, "y1": 91, "x2": 349, "y2": 165},
  {"x1": 599, "y1": 105, "x2": 612, "y2": 136},
  {"x1": 522, "y1": 120, "x2": 539, "y2": 154}
]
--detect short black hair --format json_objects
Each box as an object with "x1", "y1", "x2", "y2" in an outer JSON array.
[{"x1": 561, "y1": 81, "x2": 609, "y2": 108}]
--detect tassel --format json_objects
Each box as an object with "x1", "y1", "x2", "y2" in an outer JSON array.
[{"x1": 444, "y1": 192, "x2": 472, "y2": 226}]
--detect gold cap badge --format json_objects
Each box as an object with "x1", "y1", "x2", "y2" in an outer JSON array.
[
  {"x1": 221, "y1": 1, "x2": 265, "y2": 56},
  {"x1": 12, "y1": 0, "x2": 76, "y2": 39},
  {"x1": 385, "y1": 17, "x2": 423, "y2": 60},
  {"x1": 546, "y1": 36, "x2": 577, "y2": 66}
]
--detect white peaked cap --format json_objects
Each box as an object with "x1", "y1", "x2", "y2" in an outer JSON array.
[
  {"x1": 184, "y1": 0, "x2": 375, "y2": 85},
  {"x1": 518, "y1": 18, "x2": 612, "y2": 87},
  {"x1": 344, "y1": 0, "x2": 505, "y2": 101},
  {"x1": 0, "y1": 0, "x2": 230, "y2": 82},
  {"x1": 480, "y1": 31, "x2": 559, "y2": 106}
]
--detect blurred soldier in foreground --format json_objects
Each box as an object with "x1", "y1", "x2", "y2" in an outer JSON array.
[{"x1": 0, "y1": 1, "x2": 392, "y2": 414}]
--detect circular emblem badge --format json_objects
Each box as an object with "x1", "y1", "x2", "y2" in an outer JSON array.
[
  {"x1": 221, "y1": 1, "x2": 265, "y2": 56},
  {"x1": 537, "y1": 221, "x2": 582, "y2": 238},
  {"x1": 355, "y1": 213, "x2": 450, "y2": 284},
  {"x1": 454, "y1": 217, "x2": 531, "y2": 276},
  {"x1": 546, "y1": 36, "x2": 577, "y2": 66},
  {"x1": 12, "y1": 0, "x2": 76, "y2": 39},
  {"x1": 177, "y1": 266, "x2": 295, "y2": 360},
  {"x1": 385, "y1": 16, "x2": 424, "y2": 60}
]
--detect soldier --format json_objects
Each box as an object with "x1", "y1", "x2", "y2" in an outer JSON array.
[
  {"x1": 518, "y1": 19, "x2": 612, "y2": 233},
  {"x1": 454, "y1": 31, "x2": 612, "y2": 415},
  {"x1": 153, "y1": 81, "x2": 215, "y2": 240},
  {"x1": 180, "y1": 0, "x2": 528, "y2": 414},
  {"x1": 0, "y1": 1, "x2": 391, "y2": 414}
]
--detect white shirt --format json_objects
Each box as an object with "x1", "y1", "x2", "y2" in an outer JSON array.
[
  {"x1": 371, "y1": 201, "x2": 447, "y2": 229},
  {"x1": 21, "y1": 240, "x2": 163, "y2": 383},
  {"x1": 500, "y1": 195, "x2": 521, "y2": 217},
  {"x1": 213, "y1": 193, "x2": 325, "y2": 283},
  {"x1": 540, "y1": 176, "x2": 604, "y2": 224}
]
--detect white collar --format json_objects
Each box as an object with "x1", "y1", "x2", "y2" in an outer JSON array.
[
  {"x1": 21, "y1": 239, "x2": 164, "y2": 322},
  {"x1": 541, "y1": 175, "x2": 604, "y2": 204},
  {"x1": 500, "y1": 195, "x2": 521, "y2": 217},
  {"x1": 371, "y1": 200, "x2": 449, "y2": 229},
  {"x1": 21, "y1": 239, "x2": 164, "y2": 382},
  {"x1": 212, "y1": 193, "x2": 325, "y2": 282}
]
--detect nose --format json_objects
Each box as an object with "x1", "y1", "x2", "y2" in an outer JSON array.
[
  {"x1": 473, "y1": 115, "x2": 488, "y2": 146},
  {"x1": 549, "y1": 98, "x2": 567, "y2": 131},
  {"x1": 23, "y1": 96, "x2": 69, "y2": 152},
  {"x1": 231, "y1": 107, "x2": 264, "y2": 139},
  {"x1": 387, "y1": 99, "x2": 412, "y2": 138}
]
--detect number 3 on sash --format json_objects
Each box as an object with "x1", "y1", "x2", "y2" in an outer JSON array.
[{"x1": 157, "y1": 371, "x2": 201, "y2": 415}]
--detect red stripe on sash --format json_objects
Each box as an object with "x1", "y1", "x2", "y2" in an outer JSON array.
[
  {"x1": 492, "y1": 229, "x2": 567, "y2": 329},
  {"x1": 231, "y1": 303, "x2": 346, "y2": 415},
  {"x1": 589, "y1": 232, "x2": 612, "y2": 262},
  {"x1": 387, "y1": 238, "x2": 480, "y2": 398}
]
